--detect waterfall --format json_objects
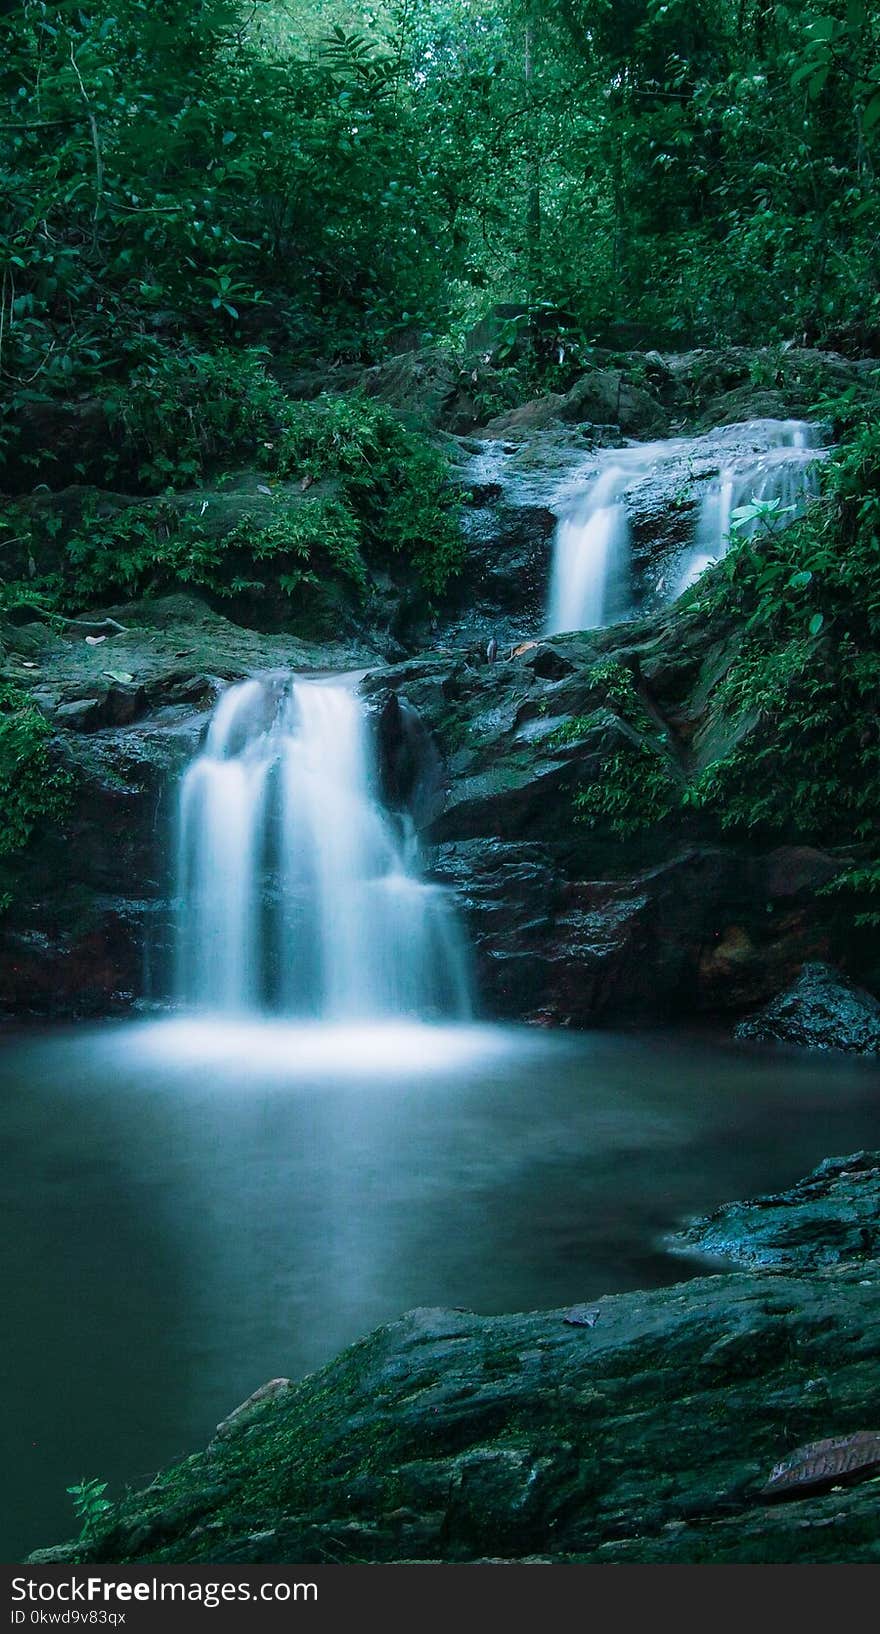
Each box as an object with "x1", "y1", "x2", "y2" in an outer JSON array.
[
  {"x1": 175, "y1": 676, "x2": 471, "y2": 1021},
  {"x1": 674, "y1": 420, "x2": 825, "y2": 595},
  {"x1": 545, "y1": 465, "x2": 632, "y2": 635}
]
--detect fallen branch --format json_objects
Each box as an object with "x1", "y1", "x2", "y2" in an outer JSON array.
[{"x1": 12, "y1": 603, "x2": 127, "y2": 636}]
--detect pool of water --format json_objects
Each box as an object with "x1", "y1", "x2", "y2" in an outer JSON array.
[{"x1": 2, "y1": 1018, "x2": 878, "y2": 1560}]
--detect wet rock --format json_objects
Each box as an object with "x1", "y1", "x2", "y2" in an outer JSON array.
[
  {"x1": 557, "y1": 369, "x2": 668, "y2": 436},
  {"x1": 735, "y1": 962, "x2": 880, "y2": 1055},
  {"x1": 524, "y1": 645, "x2": 575, "y2": 680},
  {"x1": 671, "y1": 1151, "x2": 880, "y2": 1270},
  {"x1": 54, "y1": 697, "x2": 103, "y2": 729}
]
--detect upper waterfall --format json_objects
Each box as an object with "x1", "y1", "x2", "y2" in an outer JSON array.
[
  {"x1": 175, "y1": 676, "x2": 471, "y2": 1021},
  {"x1": 545, "y1": 464, "x2": 633, "y2": 635},
  {"x1": 540, "y1": 418, "x2": 827, "y2": 636},
  {"x1": 674, "y1": 420, "x2": 825, "y2": 594}
]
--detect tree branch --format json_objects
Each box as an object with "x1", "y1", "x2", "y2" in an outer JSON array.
[{"x1": 68, "y1": 42, "x2": 103, "y2": 245}]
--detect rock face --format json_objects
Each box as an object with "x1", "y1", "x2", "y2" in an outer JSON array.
[
  {"x1": 735, "y1": 963, "x2": 880, "y2": 1056},
  {"x1": 1, "y1": 591, "x2": 867, "y2": 1026},
  {"x1": 360, "y1": 624, "x2": 853, "y2": 1027},
  {"x1": 31, "y1": 1155, "x2": 880, "y2": 1565},
  {"x1": 671, "y1": 1152, "x2": 880, "y2": 1270}
]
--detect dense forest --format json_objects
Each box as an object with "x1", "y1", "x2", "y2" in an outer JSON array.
[{"x1": 2, "y1": 0, "x2": 879, "y2": 384}]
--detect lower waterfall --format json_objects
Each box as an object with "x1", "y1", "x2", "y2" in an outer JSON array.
[{"x1": 175, "y1": 675, "x2": 471, "y2": 1021}]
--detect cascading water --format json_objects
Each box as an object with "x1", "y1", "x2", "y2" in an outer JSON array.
[
  {"x1": 545, "y1": 465, "x2": 633, "y2": 635},
  {"x1": 674, "y1": 420, "x2": 825, "y2": 595},
  {"x1": 538, "y1": 419, "x2": 828, "y2": 633},
  {"x1": 175, "y1": 676, "x2": 471, "y2": 1021}
]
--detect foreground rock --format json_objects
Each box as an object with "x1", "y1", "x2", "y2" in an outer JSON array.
[
  {"x1": 31, "y1": 1156, "x2": 880, "y2": 1565},
  {"x1": 735, "y1": 963, "x2": 880, "y2": 1056}
]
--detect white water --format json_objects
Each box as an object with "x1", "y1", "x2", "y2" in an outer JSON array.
[
  {"x1": 176, "y1": 676, "x2": 471, "y2": 1021},
  {"x1": 545, "y1": 465, "x2": 633, "y2": 635},
  {"x1": 542, "y1": 419, "x2": 827, "y2": 631},
  {"x1": 674, "y1": 420, "x2": 825, "y2": 594}
]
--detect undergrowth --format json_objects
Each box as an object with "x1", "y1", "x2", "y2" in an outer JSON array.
[
  {"x1": 0, "y1": 367, "x2": 464, "y2": 614},
  {"x1": 0, "y1": 685, "x2": 71, "y2": 907}
]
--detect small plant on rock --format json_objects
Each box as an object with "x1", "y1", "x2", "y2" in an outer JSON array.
[{"x1": 67, "y1": 1477, "x2": 114, "y2": 1552}]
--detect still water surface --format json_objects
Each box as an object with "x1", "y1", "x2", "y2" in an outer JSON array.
[{"x1": 2, "y1": 1018, "x2": 878, "y2": 1559}]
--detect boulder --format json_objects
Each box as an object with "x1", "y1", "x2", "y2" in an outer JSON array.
[
  {"x1": 671, "y1": 1151, "x2": 880, "y2": 1270},
  {"x1": 735, "y1": 962, "x2": 880, "y2": 1055}
]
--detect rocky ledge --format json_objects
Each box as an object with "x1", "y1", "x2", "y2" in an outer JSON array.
[
  {"x1": 31, "y1": 1154, "x2": 880, "y2": 1566},
  {"x1": 735, "y1": 963, "x2": 880, "y2": 1056},
  {"x1": 1, "y1": 587, "x2": 877, "y2": 1032}
]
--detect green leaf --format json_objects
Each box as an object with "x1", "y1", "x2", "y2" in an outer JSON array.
[
  {"x1": 809, "y1": 612, "x2": 824, "y2": 636},
  {"x1": 787, "y1": 570, "x2": 813, "y2": 589}
]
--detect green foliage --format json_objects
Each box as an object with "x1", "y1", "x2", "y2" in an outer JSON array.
[
  {"x1": 270, "y1": 395, "x2": 464, "y2": 596},
  {"x1": 61, "y1": 495, "x2": 365, "y2": 607},
  {"x1": 823, "y1": 863, "x2": 880, "y2": 930},
  {"x1": 691, "y1": 413, "x2": 880, "y2": 854},
  {"x1": 552, "y1": 659, "x2": 682, "y2": 837},
  {"x1": 548, "y1": 660, "x2": 656, "y2": 751},
  {"x1": 586, "y1": 658, "x2": 642, "y2": 716},
  {"x1": 66, "y1": 1478, "x2": 114, "y2": 1549},
  {"x1": 0, "y1": 684, "x2": 71, "y2": 900},
  {"x1": 574, "y1": 741, "x2": 681, "y2": 838},
  {"x1": 3, "y1": 0, "x2": 877, "y2": 435},
  {"x1": 104, "y1": 349, "x2": 287, "y2": 490}
]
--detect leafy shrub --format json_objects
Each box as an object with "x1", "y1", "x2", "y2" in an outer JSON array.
[
  {"x1": 574, "y1": 742, "x2": 681, "y2": 838},
  {"x1": 104, "y1": 349, "x2": 286, "y2": 490},
  {"x1": 0, "y1": 686, "x2": 71, "y2": 902},
  {"x1": 687, "y1": 414, "x2": 880, "y2": 900},
  {"x1": 66, "y1": 1478, "x2": 114, "y2": 1552},
  {"x1": 62, "y1": 497, "x2": 365, "y2": 607},
  {"x1": 269, "y1": 395, "x2": 464, "y2": 597}
]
